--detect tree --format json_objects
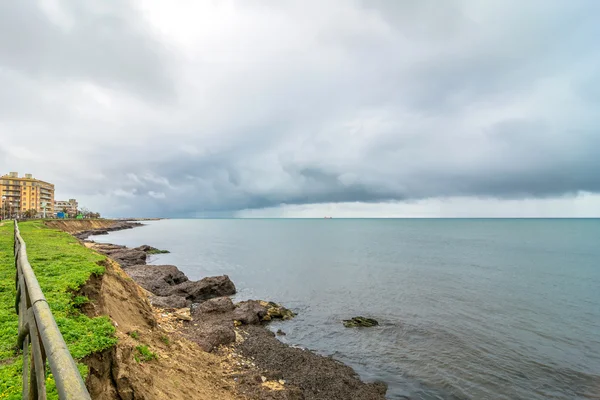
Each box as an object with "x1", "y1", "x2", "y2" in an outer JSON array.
[{"x1": 23, "y1": 209, "x2": 37, "y2": 219}]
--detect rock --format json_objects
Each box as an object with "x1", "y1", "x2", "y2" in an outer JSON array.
[
  {"x1": 192, "y1": 297, "x2": 235, "y2": 316},
  {"x1": 134, "y1": 245, "x2": 170, "y2": 254},
  {"x1": 173, "y1": 308, "x2": 192, "y2": 321},
  {"x1": 93, "y1": 243, "x2": 128, "y2": 254},
  {"x1": 125, "y1": 265, "x2": 189, "y2": 295},
  {"x1": 342, "y1": 316, "x2": 379, "y2": 328},
  {"x1": 166, "y1": 275, "x2": 236, "y2": 303},
  {"x1": 192, "y1": 324, "x2": 236, "y2": 352},
  {"x1": 370, "y1": 381, "x2": 388, "y2": 396},
  {"x1": 110, "y1": 249, "x2": 147, "y2": 267},
  {"x1": 149, "y1": 295, "x2": 190, "y2": 309},
  {"x1": 276, "y1": 329, "x2": 286, "y2": 336},
  {"x1": 259, "y1": 301, "x2": 296, "y2": 321},
  {"x1": 232, "y1": 300, "x2": 268, "y2": 325}
]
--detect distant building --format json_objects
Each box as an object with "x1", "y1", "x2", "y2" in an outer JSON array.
[
  {"x1": 54, "y1": 199, "x2": 78, "y2": 217},
  {"x1": 0, "y1": 172, "x2": 55, "y2": 218}
]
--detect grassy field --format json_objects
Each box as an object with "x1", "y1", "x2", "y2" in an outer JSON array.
[{"x1": 0, "y1": 221, "x2": 117, "y2": 399}]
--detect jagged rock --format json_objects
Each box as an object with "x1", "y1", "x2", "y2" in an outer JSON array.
[
  {"x1": 93, "y1": 243, "x2": 128, "y2": 254},
  {"x1": 192, "y1": 296, "x2": 235, "y2": 316},
  {"x1": 191, "y1": 324, "x2": 236, "y2": 352},
  {"x1": 259, "y1": 301, "x2": 296, "y2": 321},
  {"x1": 149, "y1": 295, "x2": 190, "y2": 309},
  {"x1": 134, "y1": 245, "x2": 170, "y2": 254},
  {"x1": 166, "y1": 275, "x2": 236, "y2": 303},
  {"x1": 232, "y1": 300, "x2": 268, "y2": 325},
  {"x1": 125, "y1": 265, "x2": 189, "y2": 295},
  {"x1": 343, "y1": 316, "x2": 379, "y2": 328},
  {"x1": 110, "y1": 250, "x2": 147, "y2": 267}
]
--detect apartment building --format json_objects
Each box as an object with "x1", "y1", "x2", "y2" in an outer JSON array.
[
  {"x1": 0, "y1": 172, "x2": 55, "y2": 217},
  {"x1": 54, "y1": 199, "x2": 78, "y2": 217}
]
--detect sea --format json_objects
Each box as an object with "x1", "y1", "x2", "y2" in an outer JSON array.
[{"x1": 90, "y1": 219, "x2": 600, "y2": 400}]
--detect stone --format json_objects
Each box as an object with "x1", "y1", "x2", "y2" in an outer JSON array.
[
  {"x1": 166, "y1": 275, "x2": 236, "y2": 303},
  {"x1": 193, "y1": 324, "x2": 236, "y2": 352},
  {"x1": 149, "y1": 295, "x2": 190, "y2": 309},
  {"x1": 93, "y1": 243, "x2": 127, "y2": 254},
  {"x1": 259, "y1": 301, "x2": 296, "y2": 321},
  {"x1": 125, "y1": 265, "x2": 189, "y2": 295},
  {"x1": 110, "y1": 249, "x2": 147, "y2": 267},
  {"x1": 192, "y1": 296, "x2": 235, "y2": 316},
  {"x1": 276, "y1": 329, "x2": 286, "y2": 336},
  {"x1": 134, "y1": 245, "x2": 170, "y2": 254},
  {"x1": 342, "y1": 316, "x2": 379, "y2": 328},
  {"x1": 232, "y1": 300, "x2": 268, "y2": 325}
]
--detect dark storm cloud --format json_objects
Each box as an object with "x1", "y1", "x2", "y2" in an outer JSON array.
[{"x1": 1, "y1": 0, "x2": 599, "y2": 217}]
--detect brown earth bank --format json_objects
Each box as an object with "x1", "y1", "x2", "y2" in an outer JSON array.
[
  {"x1": 52, "y1": 220, "x2": 388, "y2": 400},
  {"x1": 45, "y1": 219, "x2": 142, "y2": 239}
]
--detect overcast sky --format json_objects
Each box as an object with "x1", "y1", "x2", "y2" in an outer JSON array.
[{"x1": 1, "y1": 0, "x2": 599, "y2": 217}]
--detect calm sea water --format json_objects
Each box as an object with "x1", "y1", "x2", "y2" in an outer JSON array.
[{"x1": 92, "y1": 219, "x2": 600, "y2": 399}]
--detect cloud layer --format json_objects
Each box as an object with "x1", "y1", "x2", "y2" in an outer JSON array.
[{"x1": 1, "y1": 0, "x2": 599, "y2": 217}]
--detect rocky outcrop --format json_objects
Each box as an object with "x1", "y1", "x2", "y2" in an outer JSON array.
[
  {"x1": 192, "y1": 296, "x2": 235, "y2": 315},
  {"x1": 165, "y1": 275, "x2": 236, "y2": 303},
  {"x1": 232, "y1": 300, "x2": 268, "y2": 325},
  {"x1": 125, "y1": 265, "x2": 189, "y2": 295},
  {"x1": 149, "y1": 295, "x2": 190, "y2": 309},
  {"x1": 343, "y1": 317, "x2": 379, "y2": 328},
  {"x1": 91, "y1": 243, "x2": 128, "y2": 254},
  {"x1": 192, "y1": 324, "x2": 236, "y2": 352},
  {"x1": 109, "y1": 250, "x2": 147, "y2": 267},
  {"x1": 232, "y1": 300, "x2": 296, "y2": 326},
  {"x1": 260, "y1": 301, "x2": 296, "y2": 321},
  {"x1": 72, "y1": 221, "x2": 143, "y2": 240},
  {"x1": 134, "y1": 245, "x2": 170, "y2": 254}
]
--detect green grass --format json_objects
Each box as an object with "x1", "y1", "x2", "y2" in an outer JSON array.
[
  {"x1": 147, "y1": 248, "x2": 169, "y2": 254},
  {"x1": 160, "y1": 335, "x2": 170, "y2": 346},
  {"x1": 129, "y1": 330, "x2": 140, "y2": 340},
  {"x1": 134, "y1": 345, "x2": 157, "y2": 363},
  {"x1": 0, "y1": 221, "x2": 118, "y2": 399}
]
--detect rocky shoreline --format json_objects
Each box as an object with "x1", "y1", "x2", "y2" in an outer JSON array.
[{"x1": 81, "y1": 222, "x2": 388, "y2": 400}]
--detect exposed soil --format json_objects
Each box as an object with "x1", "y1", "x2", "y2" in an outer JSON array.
[
  {"x1": 79, "y1": 258, "x2": 242, "y2": 400},
  {"x1": 45, "y1": 219, "x2": 143, "y2": 240}
]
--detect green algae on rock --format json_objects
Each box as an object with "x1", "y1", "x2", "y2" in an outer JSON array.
[
  {"x1": 343, "y1": 316, "x2": 379, "y2": 328},
  {"x1": 259, "y1": 301, "x2": 296, "y2": 321}
]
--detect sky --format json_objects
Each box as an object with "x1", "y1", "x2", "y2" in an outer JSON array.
[{"x1": 1, "y1": 0, "x2": 599, "y2": 218}]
